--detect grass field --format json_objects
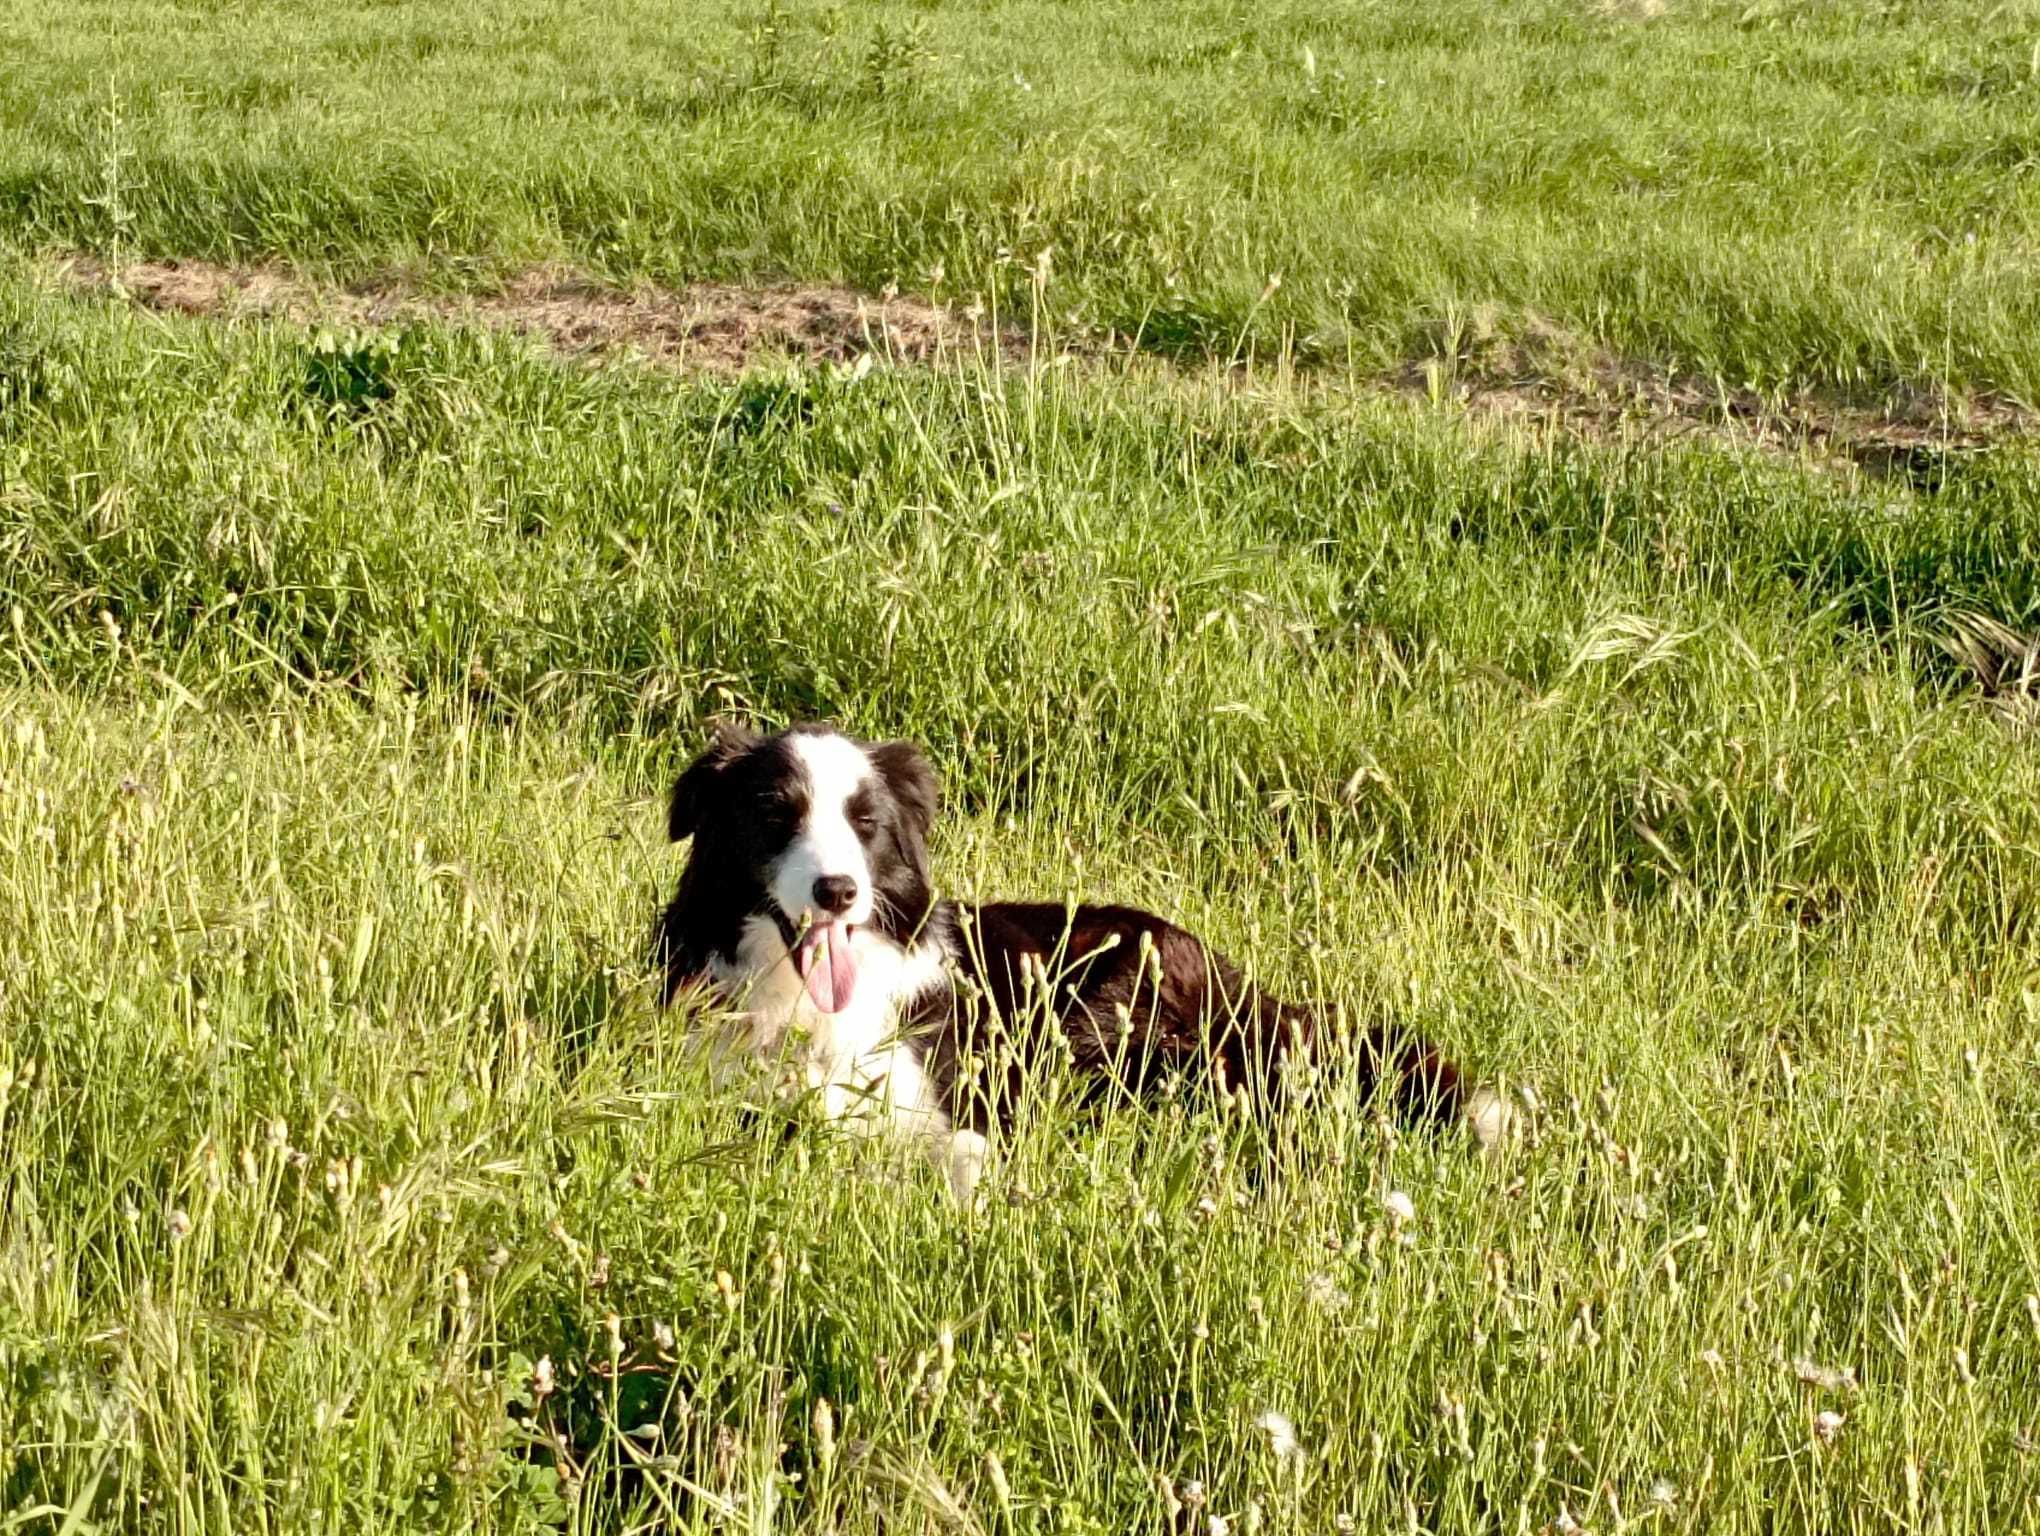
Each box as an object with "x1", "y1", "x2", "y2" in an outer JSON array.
[
  {"x1": 5, "y1": 1, "x2": 2040, "y2": 1531},
  {"x1": 11, "y1": 0, "x2": 2040, "y2": 402}
]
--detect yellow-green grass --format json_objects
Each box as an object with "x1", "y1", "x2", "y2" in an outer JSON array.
[
  {"x1": 6, "y1": 0, "x2": 2040, "y2": 401},
  {"x1": 3, "y1": 273, "x2": 2039, "y2": 1529}
]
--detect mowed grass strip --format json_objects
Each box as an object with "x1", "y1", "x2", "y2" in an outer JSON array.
[
  {"x1": 6, "y1": 0, "x2": 2040, "y2": 401},
  {"x1": 3, "y1": 279, "x2": 2039, "y2": 1529}
]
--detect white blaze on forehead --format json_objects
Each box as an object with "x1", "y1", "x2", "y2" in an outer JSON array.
[
  {"x1": 791, "y1": 731, "x2": 876, "y2": 814},
  {"x1": 771, "y1": 732, "x2": 877, "y2": 928}
]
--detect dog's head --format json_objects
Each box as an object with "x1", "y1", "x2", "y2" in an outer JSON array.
[{"x1": 665, "y1": 722, "x2": 940, "y2": 1010}]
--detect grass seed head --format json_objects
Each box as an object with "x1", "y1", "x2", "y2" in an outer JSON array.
[
  {"x1": 812, "y1": 1397, "x2": 836, "y2": 1469},
  {"x1": 1791, "y1": 1357, "x2": 1858, "y2": 1394},
  {"x1": 1305, "y1": 1271, "x2": 1349, "y2": 1313}
]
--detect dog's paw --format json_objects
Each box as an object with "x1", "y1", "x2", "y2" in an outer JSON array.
[
  {"x1": 1464, "y1": 1084, "x2": 1520, "y2": 1154},
  {"x1": 941, "y1": 1129, "x2": 990, "y2": 1212}
]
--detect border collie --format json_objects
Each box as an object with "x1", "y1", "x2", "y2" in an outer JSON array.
[{"x1": 651, "y1": 723, "x2": 1510, "y2": 1202}]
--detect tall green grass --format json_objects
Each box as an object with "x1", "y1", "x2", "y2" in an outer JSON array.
[
  {"x1": 7, "y1": 0, "x2": 2040, "y2": 399},
  {"x1": 3, "y1": 277, "x2": 2039, "y2": 1530}
]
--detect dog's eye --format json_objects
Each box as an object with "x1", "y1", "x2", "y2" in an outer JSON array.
[{"x1": 850, "y1": 812, "x2": 880, "y2": 837}]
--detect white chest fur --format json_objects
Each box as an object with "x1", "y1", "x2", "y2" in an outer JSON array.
[{"x1": 701, "y1": 917, "x2": 985, "y2": 1202}]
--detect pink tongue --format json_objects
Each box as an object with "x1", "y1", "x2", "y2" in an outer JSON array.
[{"x1": 794, "y1": 919, "x2": 858, "y2": 1013}]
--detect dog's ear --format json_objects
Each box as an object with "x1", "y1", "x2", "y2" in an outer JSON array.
[
  {"x1": 667, "y1": 721, "x2": 758, "y2": 842},
  {"x1": 869, "y1": 739, "x2": 941, "y2": 840},
  {"x1": 869, "y1": 739, "x2": 941, "y2": 932}
]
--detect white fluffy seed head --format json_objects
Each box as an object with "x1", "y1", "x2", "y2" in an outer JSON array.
[{"x1": 1253, "y1": 1410, "x2": 1300, "y2": 1460}]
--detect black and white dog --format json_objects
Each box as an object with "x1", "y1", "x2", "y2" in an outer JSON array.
[{"x1": 651, "y1": 722, "x2": 1509, "y2": 1202}]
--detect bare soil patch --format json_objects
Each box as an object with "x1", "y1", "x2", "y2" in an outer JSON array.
[
  {"x1": 1391, "y1": 313, "x2": 2035, "y2": 482},
  {"x1": 52, "y1": 254, "x2": 2037, "y2": 474},
  {"x1": 56, "y1": 254, "x2": 1023, "y2": 373}
]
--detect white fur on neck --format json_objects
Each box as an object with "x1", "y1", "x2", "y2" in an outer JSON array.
[{"x1": 703, "y1": 914, "x2": 982, "y2": 1204}]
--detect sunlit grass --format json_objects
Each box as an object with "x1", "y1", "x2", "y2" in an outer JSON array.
[
  {"x1": 3, "y1": 266, "x2": 2039, "y2": 1529},
  {"x1": 3, "y1": 2, "x2": 2039, "y2": 1515},
  {"x1": 6, "y1": 0, "x2": 2040, "y2": 400}
]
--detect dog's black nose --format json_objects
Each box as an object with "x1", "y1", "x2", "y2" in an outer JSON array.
[{"x1": 811, "y1": 875, "x2": 859, "y2": 914}]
